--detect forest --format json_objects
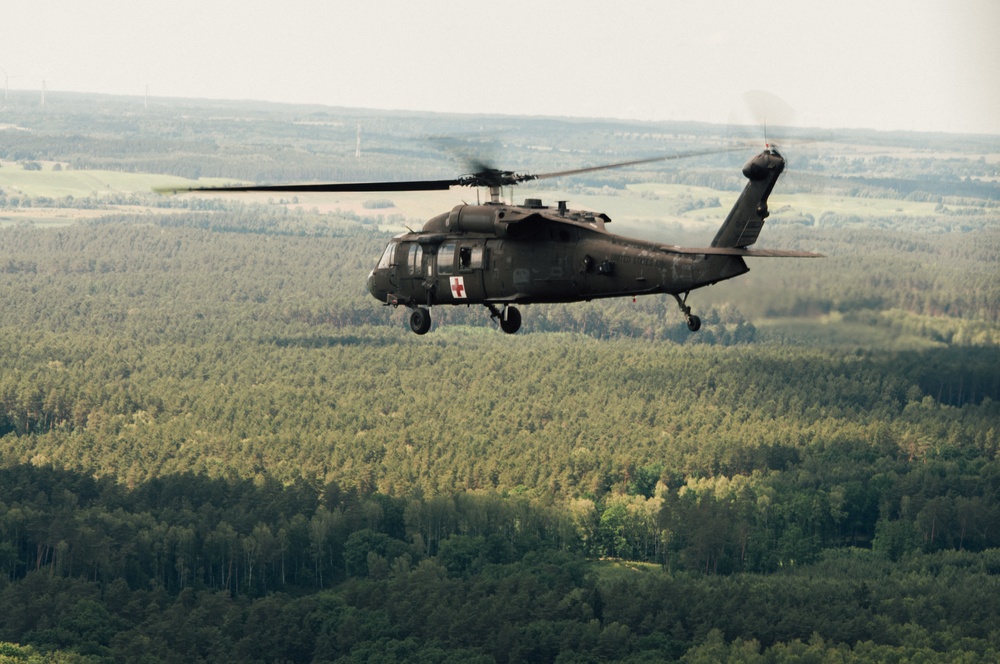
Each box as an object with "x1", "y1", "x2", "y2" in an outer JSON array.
[{"x1": 0, "y1": 91, "x2": 998, "y2": 662}]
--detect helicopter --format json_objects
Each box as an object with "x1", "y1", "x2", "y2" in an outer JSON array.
[{"x1": 161, "y1": 143, "x2": 821, "y2": 334}]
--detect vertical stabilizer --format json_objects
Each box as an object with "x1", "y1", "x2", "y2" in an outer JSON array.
[{"x1": 711, "y1": 147, "x2": 785, "y2": 248}]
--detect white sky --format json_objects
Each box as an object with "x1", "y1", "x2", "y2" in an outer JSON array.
[{"x1": 2, "y1": 0, "x2": 998, "y2": 135}]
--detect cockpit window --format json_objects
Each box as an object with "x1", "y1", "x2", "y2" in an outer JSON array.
[
  {"x1": 377, "y1": 242, "x2": 397, "y2": 270},
  {"x1": 408, "y1": 244, "x2": 423, "y2": 276}
]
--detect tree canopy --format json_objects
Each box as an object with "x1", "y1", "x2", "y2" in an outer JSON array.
[{"x1": 0, "y1": 91, "x2": 997, "y2": 662}]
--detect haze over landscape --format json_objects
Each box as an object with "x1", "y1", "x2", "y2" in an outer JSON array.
[{"x1": 3, "y1": 0, "x2": 999, "y2": 135}]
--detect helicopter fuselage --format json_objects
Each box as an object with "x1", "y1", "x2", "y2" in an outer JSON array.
[{"x1": 366, "y1": 202, "x2": 749, "y2": 310}]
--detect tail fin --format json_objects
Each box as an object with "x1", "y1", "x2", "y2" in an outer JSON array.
[{"x1": 711, "y1": 147, "x2": 785, "y2": 248}]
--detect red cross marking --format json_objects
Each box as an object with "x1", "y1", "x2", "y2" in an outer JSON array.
[{"x1": 450, "y1": 276, "x2": 467, "y2": 298}]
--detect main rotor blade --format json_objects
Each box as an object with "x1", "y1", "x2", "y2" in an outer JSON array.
[
  {"x1": 529, "y1": 146, "x2": 748, "y2": 181},
  {"x1": 155, "y1": 178, "x2": 459, "y2": 195},
  {"x1": 154, "y1": 145, "x2": 751, "y2": 195}
]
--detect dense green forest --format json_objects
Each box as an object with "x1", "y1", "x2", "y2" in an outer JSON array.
[{"x1": 0, "y1": 92, "x2": 998, "y2": 661}]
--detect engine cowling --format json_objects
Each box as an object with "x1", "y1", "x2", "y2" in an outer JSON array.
[{"x1": 446, "y1": 205, "x2": 498, "y2": 233}]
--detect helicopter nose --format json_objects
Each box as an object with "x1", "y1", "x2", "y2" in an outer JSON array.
[{"x1": 366, "y1": 269, "x2": 385, "y2": 301}]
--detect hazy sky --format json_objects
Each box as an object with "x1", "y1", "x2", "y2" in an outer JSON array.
[{"x1": 2, "y1": 0, "x2": 998, "y2": 135}]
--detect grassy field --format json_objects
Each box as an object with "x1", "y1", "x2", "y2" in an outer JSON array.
[
  {"x1": 0, "y1": 160, "x2": 958, "y2": 227},
  {"x1": 0, "y1": 207, "x2": 110, "y2": 227},
  {"x1": 755, "y1": 315, "x2": 947, "y2": 350},
  {"x1": 0, "y1": 163, "x2": 235, "y2": 200}
]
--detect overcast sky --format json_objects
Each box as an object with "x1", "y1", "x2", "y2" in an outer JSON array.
[{"x1": 2, "y1": 0, "x2": 998, "y2": 135}]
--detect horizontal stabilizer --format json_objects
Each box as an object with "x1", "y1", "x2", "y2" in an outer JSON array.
[{"x1": 664, "y1": 246, "x2": 823, "y2": 258}]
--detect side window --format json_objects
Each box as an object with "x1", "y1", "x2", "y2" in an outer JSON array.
[
  {"x1": 377, "y1": 242, "x2": 398, "y2": 269},
  {"x1": 408, "y1": 244, "x2": 423, "y2": 276},
  {"x1": 438, "y1": 243, "x2": 455, "y2": 275},
  {"x1": 470, "y1": 246, "x2": 486, "y2": 269},
  {"x1": 458, "y1": 245, "x2": 486, "y2": 272}
]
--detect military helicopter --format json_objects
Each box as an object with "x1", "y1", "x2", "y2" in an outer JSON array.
[{"x1": 161, "y1": 143, "x2": 820, "y2": 334}]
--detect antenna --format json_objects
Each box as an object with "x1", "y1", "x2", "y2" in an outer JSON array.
[{"x1": 355, "y1": 123, "x2": 361, "y2": 158}]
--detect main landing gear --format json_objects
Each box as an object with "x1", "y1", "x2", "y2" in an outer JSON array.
[
  {"x1": 672, "y1": 293, "x2": 701, "y2": 332},
  {"x1": 487, "y1": 304, "x2": 522, "y2": 334},
  {"x1": 409, "y1": 307, "x2": 432, "y2": 335},
  {"x1": 406, "y1": 304, "x2": 522, "y2": 335}
]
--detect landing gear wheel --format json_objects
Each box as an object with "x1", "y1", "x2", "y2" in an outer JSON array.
[
  {"x1": 409, "y1": 307, "x2": 431, "y2": 335},
  {"x1": 499, "y1": 306, "x2": 522, "y2": 334},
  {"x1": 671, "y1": 292, "x2": 702, "y2": 333}
]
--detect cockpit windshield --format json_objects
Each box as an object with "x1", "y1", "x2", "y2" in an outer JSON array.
[{"x1": 377, "y1": 242, "x2": 397, "y2": 270}]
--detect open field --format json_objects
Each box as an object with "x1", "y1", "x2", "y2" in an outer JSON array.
[
  {"x1": 755, "y1": 314, "x2": 949, "y2": 350},
  {"x1": 0, "y1": 163, "x2": 235, "y2": 199},
  {"x1": 0, "y1": 163, "x2": 971, "y2": 232}
]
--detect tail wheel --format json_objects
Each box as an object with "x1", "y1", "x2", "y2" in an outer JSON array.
[
  {"x1": 499, "y1": 306, "x2": 522, "y2": 334},
  {"x1": 409, "y1": 307, "x2": 431, "y2": 335},
  {"x1": 672, "y1": 292, "x2": 702, "y2": 333}
]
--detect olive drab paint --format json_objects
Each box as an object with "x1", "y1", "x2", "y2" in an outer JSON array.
[{"x1": 365, "y1": 147, "x2": 820, "y2": 334}]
